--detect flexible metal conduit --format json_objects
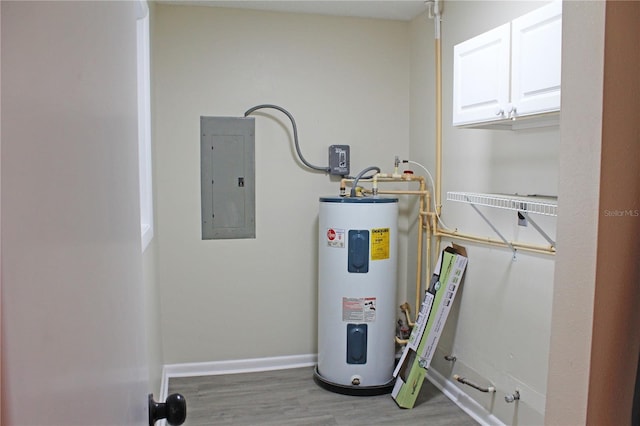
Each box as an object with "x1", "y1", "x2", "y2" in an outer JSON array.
[{"x1": 244, "y1": 104, "x2": 330, "y2": 173}]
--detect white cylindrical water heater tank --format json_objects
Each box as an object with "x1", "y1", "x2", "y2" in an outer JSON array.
[{"x1": 315, "y1": 196, "x2": 398, "y2": 395}]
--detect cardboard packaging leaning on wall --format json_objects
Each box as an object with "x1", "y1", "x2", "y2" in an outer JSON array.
[{"x1": 392, "y1": 244, "x2": 468, "y2": 409}]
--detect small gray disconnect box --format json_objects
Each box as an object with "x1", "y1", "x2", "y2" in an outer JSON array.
[
  {"x1": 201, "y1": 116, "x2": 255, "y2": 239},
  {"x1": 328, "y1": 144, "x2": 350, "y2": 176}
]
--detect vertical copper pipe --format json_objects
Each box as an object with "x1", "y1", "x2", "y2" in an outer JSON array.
[
  {"x1": 434, "y1": 1, "x2": 443, "y2": 259},
  {"x1": 425, "y1": 190, "x2": 432, "y2": 290},
  {"x1": 414, "y1": 180, "x2": 426, "y2": 319},
  {"x1": 435, "y1": 40, "x2": 442, "y2": 217}
]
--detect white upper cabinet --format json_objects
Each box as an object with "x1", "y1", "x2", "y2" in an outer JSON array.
[
  {"x1": 511, "y1": 1, "x2": 562, "y2": 117},
  {"x1": 453, "y1": 23, "x2": 511, "y2": 126},
  {"x1": 453, "y1": 1, "x2": 562, "y2": 128}
]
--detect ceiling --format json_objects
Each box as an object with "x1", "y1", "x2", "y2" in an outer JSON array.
[{"x1": 156, "y1": 1, "x2": 429, "y2": 21}]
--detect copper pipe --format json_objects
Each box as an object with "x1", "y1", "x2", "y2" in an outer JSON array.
[
  {"x1": 369, "y1": 189, "x2": 429, "y2": 196},
  {"x1": 435, "y1": 38, "x2": 442, "y2": 218},
  {"x1": 415, "y1": 179, "x2": 426, "y2": 317},
  {"x1": 435, "y1": 228, "x2": 556, "y2": 255},
  {"x1": 425, "y1": 191, "x2": 432, "y2": 293},
  {"x1": 434, "y1": 15, "x2": 443, "y2": 271},
  {"x1": 400, "y1": 302, "x2": 415, "y2": 327}
]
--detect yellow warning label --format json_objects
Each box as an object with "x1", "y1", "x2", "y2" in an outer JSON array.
[{"x1": 370, "y1": 228, "x2": 390, "y2": 260}]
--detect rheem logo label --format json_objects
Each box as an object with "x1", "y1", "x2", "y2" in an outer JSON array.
[{"x1": 326, "y1": 228, "x2": 345, "y2": 248}]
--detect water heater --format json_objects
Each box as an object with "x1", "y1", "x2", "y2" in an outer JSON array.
[{"x1": 315, "y1": 196, "x2": 398, "y2": 395}]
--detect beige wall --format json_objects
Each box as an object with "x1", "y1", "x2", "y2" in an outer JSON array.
[
  {"x1": 410, "y1": 2, "x2": 557, "y2": 424},
  {"x1": 152, "y1": 4, "x2": 411, "y2": 364}
]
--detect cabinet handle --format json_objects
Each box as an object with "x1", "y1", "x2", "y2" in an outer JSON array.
[
  {"x1": 495, "y1": 109, "x2": 505, "y2": 117},
  {"x1": 509, "y1": 106, "x2": 517, "y2": 120}
]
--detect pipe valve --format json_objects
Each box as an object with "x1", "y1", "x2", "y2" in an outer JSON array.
[{"x1": 505, "y1": 390, "x2": 520, "y2": 403}]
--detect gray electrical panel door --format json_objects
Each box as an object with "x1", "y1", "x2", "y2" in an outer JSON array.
[{"x1": 201, "y1": 116, "x2": 255, "y2": 239}]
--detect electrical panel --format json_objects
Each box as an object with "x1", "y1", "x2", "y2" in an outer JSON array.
[
  {"x1": 201, "y1": 116, "x2": 255, "y2": 239},
  {"x1": 328, "y1": 145, "x2": 350, "y2": 176}
]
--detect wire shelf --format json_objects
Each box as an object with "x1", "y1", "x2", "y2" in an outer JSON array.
[{"x1": 447, "y1": 192, "x2": 558, "y2": 216}]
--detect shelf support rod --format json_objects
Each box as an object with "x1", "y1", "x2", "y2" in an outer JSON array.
[
  {"x1": 467, "y1": 201, "x2": 517, "y2": 259},
  {"x1": 519, "y1": 211, "x2": 556, "y2": 248}
]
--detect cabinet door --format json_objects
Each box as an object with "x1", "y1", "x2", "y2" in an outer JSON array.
[
  {"x1": 452, "y1": 23, "x2": 511, "y2": 126},
  {"x1": 511, "y1": 0, "x2": 562, "y2": 117}
]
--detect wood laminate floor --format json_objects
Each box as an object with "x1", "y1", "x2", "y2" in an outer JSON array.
[{"x1": 168, "y1": 367, "x2": 478, "y2": 425}]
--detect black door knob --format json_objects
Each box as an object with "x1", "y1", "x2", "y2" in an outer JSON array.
[{"x1": 149, "y1": 393, "x2": 187, "y2": 426}]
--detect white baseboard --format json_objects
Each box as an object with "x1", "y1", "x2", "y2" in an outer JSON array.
[
  {"x1": 426, "y1": 368, "x2": 506, "y2": 426},
  {"x1": 160, "y1": 353, "x2": 317, "y2": 400}
]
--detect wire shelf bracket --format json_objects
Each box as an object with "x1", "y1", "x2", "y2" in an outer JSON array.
[{"x1": 447, "y1": 192, "x2": 558, "y2": 259}]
